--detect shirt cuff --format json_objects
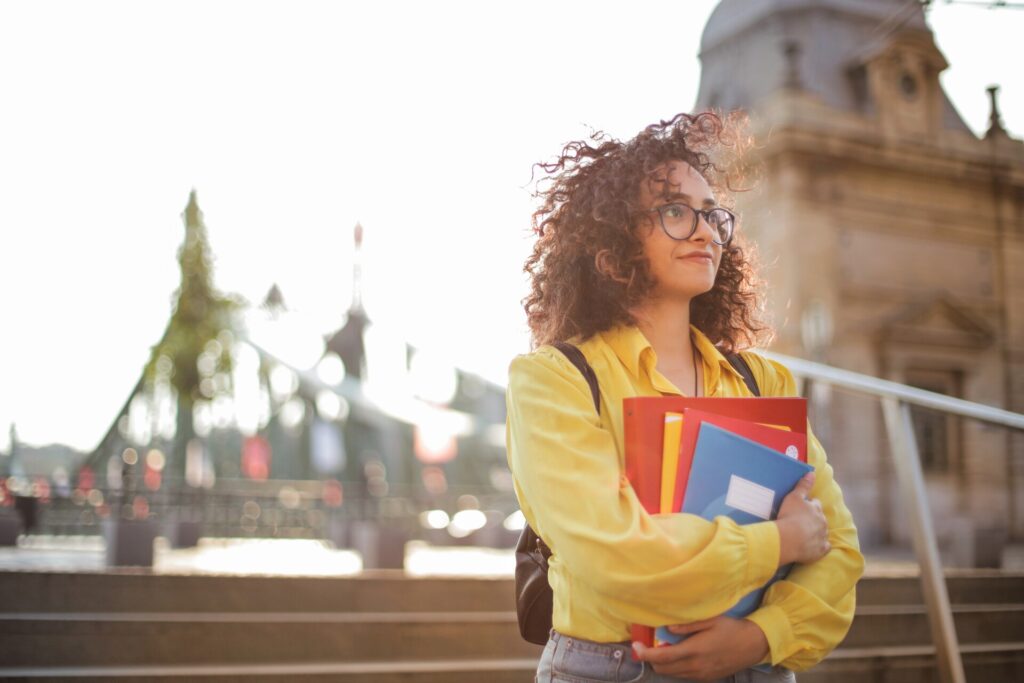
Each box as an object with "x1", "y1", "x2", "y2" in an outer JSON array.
[
  {"x1": 745, "y1": 603, "x2": 793, "y2": 666},
  {"x1": 741, "y1": 520, "x2": 780, "y2": 588}
]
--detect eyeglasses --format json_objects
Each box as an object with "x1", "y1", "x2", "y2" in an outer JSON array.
[{"x1": 648, "y1": 203, "x2": 735, "y2": 245}]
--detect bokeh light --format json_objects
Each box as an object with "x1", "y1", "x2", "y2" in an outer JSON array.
[
  {"x1": 145, "y1": 449, "x2": 165, "y2": 471},
  {"x1": 503, "y1": 509, "x2": 526, "y2": 532},
  {"x1": 315, "y1": 390, "x2": 349, "y2": 422},
  {"x1": 448, "y1": 509, "x2": 487, "y2": 538},
  {"x1": 316, "y1": 352, "x2": 346, "y2": 386},
  {"x1": 420, "y1": 509, "x2": 450, "y2": 529}
]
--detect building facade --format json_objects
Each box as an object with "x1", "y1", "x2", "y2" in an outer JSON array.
[{"x1": 696, "y1": 0, "x2": 1024, "y2": 555}]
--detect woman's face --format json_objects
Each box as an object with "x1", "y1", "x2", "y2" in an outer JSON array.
[{"x1": 635, "y1": 159, "x2": 723, "y2": 302}]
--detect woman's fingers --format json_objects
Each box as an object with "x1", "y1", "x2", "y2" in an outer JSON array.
[
  {"x1": 794, "y1": 472, "x2": 815, "y2": 496},
  {"x1": 778, "y1": 471, "x2": 818, "y2": 520}
]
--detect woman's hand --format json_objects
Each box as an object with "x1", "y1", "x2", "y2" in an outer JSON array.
[
  {"x1": 632, "y1": 616, "x2": 770, "y2": 681},
  {"x1": 776, "y1": 471, "x2": 830, "y2": 566}
]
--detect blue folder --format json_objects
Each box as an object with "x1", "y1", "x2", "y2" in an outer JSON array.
[{"x1": 656, "y1": 423, "x2": 814, "y2": 660}]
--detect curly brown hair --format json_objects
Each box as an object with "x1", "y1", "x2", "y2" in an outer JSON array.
[{"x1": 523, "y1": 111, "x2": 772, "y2": 353}]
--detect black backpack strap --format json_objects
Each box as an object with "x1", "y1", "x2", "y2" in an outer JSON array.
[
  {"x1": 552, "y1": 341, "x2": 601, "y2": 415},
  {"x1": 527, "y1": 342, "x2": 600, "y2": 562},
  {"x1": 554, "y1": 341, "x2": 755, "y2": 402},
  {"x1": 723, "y1": 351, "x2": 761, "y2": 397}
]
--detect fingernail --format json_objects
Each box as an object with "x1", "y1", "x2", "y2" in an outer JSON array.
[{"x1": 632, "y1": 642, "x2": 644, "y2": 656}]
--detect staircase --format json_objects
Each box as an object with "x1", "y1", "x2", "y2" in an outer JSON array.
[
  {"x1": 0, "y1": 569, "x2": 1021, "y2": 682},
  {"x1": 803, "y1": 570, "x2": 1024, "y2": 683}
]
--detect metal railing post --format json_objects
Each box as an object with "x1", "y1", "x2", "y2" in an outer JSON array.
[{"x1": 881, "y1": 396, "x2": 966, "y2": 683}]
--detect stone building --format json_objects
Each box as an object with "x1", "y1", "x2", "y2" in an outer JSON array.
[{"x1": 695, "y1": 0, "x2": 1024, "y2": 557}]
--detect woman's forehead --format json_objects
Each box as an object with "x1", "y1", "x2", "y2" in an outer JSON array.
[{"x1": 642, "y1": 160, "x2": 714, "y2": 202}]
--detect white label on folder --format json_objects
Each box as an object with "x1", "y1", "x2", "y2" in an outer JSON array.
[
  {"x1": 726, "y1": 475, "x2": 774, "y2": 520},
  {"x1": 785, "y1": 445, "x2": 799, "y2": 459}
]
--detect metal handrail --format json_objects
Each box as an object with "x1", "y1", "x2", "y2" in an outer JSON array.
[
  {"x1": 763, "y1": 351, "x2": 1024, "y2": 430},
  {"x1": 763, "y1": 350, "x2": 1024, "y2": 683}
]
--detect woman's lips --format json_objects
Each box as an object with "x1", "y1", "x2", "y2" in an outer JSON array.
[{"x1": 680, "y1": 252, "x2": 713, "y2": 263}]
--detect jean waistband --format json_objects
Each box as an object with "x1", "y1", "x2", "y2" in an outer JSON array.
[
  {"x1": 547, "y1": 629, "x2": 794, "y2": 682},
  {"x1": 549, "y1": 628, "x2": 634, "y2": 651}
]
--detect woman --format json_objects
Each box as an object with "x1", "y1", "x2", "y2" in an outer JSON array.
[{"x1": 506, "y1": 112, "x2": 864, "y2": 682}]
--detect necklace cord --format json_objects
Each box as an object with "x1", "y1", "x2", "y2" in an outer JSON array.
[{"x1": 692, "y1": 343, "x2": 698, "y2": 397}]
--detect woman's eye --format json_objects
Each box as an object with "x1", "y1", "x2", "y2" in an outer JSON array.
[{"x1": 663, "y1": 205, "x2": 685, "y2": 218}]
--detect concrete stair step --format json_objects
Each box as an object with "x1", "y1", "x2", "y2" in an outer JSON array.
[
  {"x1": 5, "y1": 605, "x2": 1022, "y2": 668},
  {"x1": 842, "y1": 604, "x2": 1024, "y2": 648},
  {"x1": 803, "y1": 641, "x2": 1024, "y2": 683},
  {"x1": 0, "y1": 571, "x2": 515, "y2": 614},
  {"x1": 5, "y1": 571, "x2": 1023, "y2": 615},
  {"x1": 0, "y1": 612, "x2": 543, "y2": 667},
  {"x1": 0, "y1": 659, "x2": 538, "y2": 682},
  {"x1": 1, "y1": 645, "x2": 1022, "y2": 683},
  {"x1": 855, "y1": 572, "x2": 1024, "y2": 605}
]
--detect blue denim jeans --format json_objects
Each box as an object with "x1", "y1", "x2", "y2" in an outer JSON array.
[{"x1": 535, "y1": 630, "x2": 796, "y2": 683}]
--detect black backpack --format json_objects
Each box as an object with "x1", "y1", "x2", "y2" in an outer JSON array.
[{"x1": 514, "y1": 341, "x2": 762, "y2": 645}]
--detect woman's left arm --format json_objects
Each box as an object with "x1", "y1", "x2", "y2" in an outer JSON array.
[{"x1": 743, "y1": 355, "x2": 866, "y2": 671}]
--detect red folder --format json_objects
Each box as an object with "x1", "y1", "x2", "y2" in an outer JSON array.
[
  {"x1": 621, "y1": 396, "x2": 807, "y2": 650},
  {"x1": 673, "y1": 408, "x2": 808, "y2": 513},
  {"x1": 623, "y1": 396, "x2": 807, "y2": 514}
]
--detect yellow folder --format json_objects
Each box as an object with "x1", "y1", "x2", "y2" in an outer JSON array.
[{"x1": 660, "y1": 412, "x2": 684, "y2": 514}]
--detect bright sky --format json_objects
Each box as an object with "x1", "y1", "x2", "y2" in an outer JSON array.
[{"x1": 1, "y1": 0, "x2": 1021, "y2": 452}]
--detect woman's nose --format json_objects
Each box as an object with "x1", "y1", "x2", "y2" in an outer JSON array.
[{"x1": 689, "y1": 212, "x2": 714, "y2": 242}]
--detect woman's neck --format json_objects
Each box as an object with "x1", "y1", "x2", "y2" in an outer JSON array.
[{"x1": 631, "y1": 296, "x2": 695, "y2": 372}]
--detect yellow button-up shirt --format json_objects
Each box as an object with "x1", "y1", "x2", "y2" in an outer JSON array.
[{"x1": 506, "y1": 325, "x2": 864, "y2": 671}]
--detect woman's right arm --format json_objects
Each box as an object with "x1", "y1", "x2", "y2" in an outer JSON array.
[{"x1": 506, "y1": 348, "x2": 782, "y2": 628}]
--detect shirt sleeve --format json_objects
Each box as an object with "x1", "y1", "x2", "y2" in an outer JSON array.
[
  {"x1": 506, "y1": 347, "x2": 782, "y2": 628},
  {"x1": 741, "y1": 353, "x2": 866, "y2": 672}
]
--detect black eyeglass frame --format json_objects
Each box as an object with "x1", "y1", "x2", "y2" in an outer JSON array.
[{"x1": 647, "y1": 203, "x2": 736, "y2": 246}]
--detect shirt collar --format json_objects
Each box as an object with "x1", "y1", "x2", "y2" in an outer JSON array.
[
  {"x1": 602, "y1": 324, "x2": 745, "y2": 386},
  {"x1": 691, "y1": 325, "x2": 745, "y2": 390},
  {"x1": 600, "y1": 325, "x2": 652, "y2": 380}
]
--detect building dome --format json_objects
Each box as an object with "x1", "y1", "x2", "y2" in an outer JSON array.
[
  {"x1": 695, "y1": 0, "x2": 969, "y2": 133},
  {"x1": 701, "y1": 0, "x2": 927, "y2": 55}
]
